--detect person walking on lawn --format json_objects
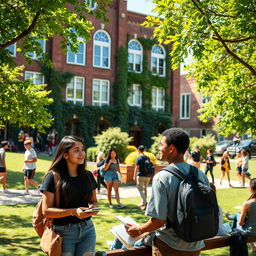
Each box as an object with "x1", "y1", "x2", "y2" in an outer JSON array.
[
  {"x1": 22, "y1": 139, "x2": 39, "y2": 194},
  {"x1": 126, "y1": 128, "x2": 210, "y2": 256},
  {"x1": 0, "y1": 141, "x2": 9, "y2": 192},
  {"x1": 133, "y1": 145, "x2": 151, "y2": 210}
]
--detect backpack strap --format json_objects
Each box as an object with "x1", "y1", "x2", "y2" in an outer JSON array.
[
  {"x1": 161, "y1": 165, "x2": 187, "y2": 180},
  {"x1": 162, "y1": 164, "x2": 199, "y2": 180},
  {"x1": 51, "y1": 171, "x2": 60, "y2": 208}
]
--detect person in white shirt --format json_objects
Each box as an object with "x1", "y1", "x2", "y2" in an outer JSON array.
[
  {"x1": 23, "y1": 139, "x2": 39, "y2": 194},
  {"x1": 0, "y1": 141, "x2": 9, "y2": 192}
]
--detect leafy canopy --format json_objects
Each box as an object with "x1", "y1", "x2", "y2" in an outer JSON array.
[
  {"x1": 0, "y1": 0, "x2": 111, "y2": 131},
  {"x1": 0, "y1": 65, "x2": 52, "y2": 130},
  {"x1": 145, "y1": 0, "x2": 256, "y2": 136}
]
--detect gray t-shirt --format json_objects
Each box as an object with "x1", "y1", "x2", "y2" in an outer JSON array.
[
  {"x1": 146, "y1": 162, "x2": 210, "y2": 251},
  {"x1": 0, "y1": 148, "x2": 6, "y2": 168}
]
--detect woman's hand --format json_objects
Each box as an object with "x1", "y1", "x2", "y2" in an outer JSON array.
[{"x1": 74, "y1": 207, "x2": 99, "y2": 219}]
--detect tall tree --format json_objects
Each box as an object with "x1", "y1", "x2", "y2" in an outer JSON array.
[
  {"x1": 146, "y1": 0, "x2": 256, "y2": 135},
  {"x1": 0, "y1": 0, "x2": 111, "y2": 130}
]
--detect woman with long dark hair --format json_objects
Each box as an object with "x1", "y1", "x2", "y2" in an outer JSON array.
[
  {"x1": 103, "y1": 148, "x2": 124, "y2": 209},
  {"x1": 226, "y1": 178, "x2": 256, "y2": 253},
  {"x1": 41, "y1": 136, "x2": 99, "y2": 256}
]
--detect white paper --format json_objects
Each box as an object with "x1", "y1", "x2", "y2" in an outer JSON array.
[{"x1": 110, "y1": 216, "x2": 145, "y2": 247}]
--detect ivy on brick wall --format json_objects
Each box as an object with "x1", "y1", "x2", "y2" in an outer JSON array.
[
  {"x1": 40, "y1": 40, "x2": 172, "y2": 148},
  {"x1": 126, "y1": 36, "x2": 171, "y2": 111}
]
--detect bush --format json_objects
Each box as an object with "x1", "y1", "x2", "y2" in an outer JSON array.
[
  {"x1": 127, "y1": 145, "x2": 137, "y2": 154},
  {"x1": 189, "y1": 137, "x2": 199, "y2": 150},
  {"x1": 124, "y1": 151, "x2": 158, "y2": 165},
  {"x1": 190, "y1": 134, "x2": 217, "y2": 159},
  {"x1": 86, "y1": 147, "x2": 97, "y2": 162},
  {"x1": 94, "y1": 127, "x2": 132, "y2": 162},
  {"x1": 149, "y1": 134, "x2": 161, "y2": 158}
]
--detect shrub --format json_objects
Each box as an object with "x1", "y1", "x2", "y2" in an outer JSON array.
[
  {"x1": 124, "y1": 151, "x2": 158, "y2": 165},
  {"x1": 149, "y1": 134, "x2": 162, "y2": 158},
  {"x1": 127, "y1": 145, "x2": 137, "y2": 154},
  {"x1": 94, "y1": 127, "x2": 132, "y2": 162},
  {"x1": 189, "y1": 137, "x2": 199, "y2": 150},
  {"x1": 86, "y1": 147, "x2": 97, "y2": 161},
  {"x1": 191, "y1": 134, "x2": 217, "y2": 159}
]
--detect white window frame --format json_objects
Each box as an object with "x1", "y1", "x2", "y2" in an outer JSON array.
[
  {"x1": 67, "y1": 35, "x2": 86, "y2": 65},
  {"x1": 6, "y1": 43, "x2": 16, "y2": 57},
  {"x1": 25, "y1": 71, "x2": 44, "y2": 85},
  {"x1": 151, "y1": 45, "x2": 166, "y2": 77},
  {"x1": 128, "y1": 84, "x2": 142, "y2": 107},
  {"x1": 128, "y1": 40, "x2": 143, "y2": 73},
  {"x1": 201, "y1": 129, "x2": 212, "y2": 137},
  {"x1": 28, "y1": 39, "x2": 46, "y2": 59},
  {"x1": 180, "y1": 93, "x2": 191, "y2": 119},
  {"x1": 92, "y1": 79, "x2": 110, "y2": 106},
  {"x1": 93, "y1": 30, "x2": 111, "y2": 69},
  {"x1": 85, "y1": 0, "x2": 97, "y2": 9},
  {"x1": 66, "y1": 76, "x2": 85, "y2": 106},
  {"x1": 152, "y1": 87, "x2": 165, "y2": 111}
]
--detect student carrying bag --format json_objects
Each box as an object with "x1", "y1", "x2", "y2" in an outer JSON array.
[
  {"x1": 144, "y1": 156, "x2": 155, "y2": 177},
  {"x1": 163, "y1": 165, "x2": 219, "y2": 242},
  {"x1": 32, "y1": 171, "x2": 62, "y2": 256}
]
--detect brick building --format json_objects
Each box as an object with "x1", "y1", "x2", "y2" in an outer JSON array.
[
  {"x1": 173, "y1": 74, "x2": 217, "y2": 139},
  {"x1": 6, "y1": 0, "x2": 178, "y2": 148}
]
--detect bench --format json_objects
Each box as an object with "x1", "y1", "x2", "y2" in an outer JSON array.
[{"x1": 104, "y1": 235, "x2": 256, "y2": 255}]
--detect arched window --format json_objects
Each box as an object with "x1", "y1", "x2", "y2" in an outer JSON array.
[
  {"x1": 85, "y1": 0, "x2": 97, "y2": 10},
  {"x1": 128, "y1": 40, "x2": 143, "y2": 73},
  {"x1": 151, "y1": 45, "x2": 166, "y2": 76},
  {"x1": 93, "y1": 30, "x2": 111, "y2": 68}
]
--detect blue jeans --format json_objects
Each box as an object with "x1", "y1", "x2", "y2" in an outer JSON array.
[
  {"x1": 104, "y1": 171, "x2": 118, "y2": 182},
  {"x1": 110, "y1": 238, "x2": 143, "y2": 250},
  {"x1": 54, "y1": 219, "x2": 96, "y2": 256},
  {"x1": 230, "y1": 213, "x2": 244, "y2": 231}
]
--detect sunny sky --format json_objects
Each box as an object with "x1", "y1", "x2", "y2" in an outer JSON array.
[{"x1": 127, "y1": 0, "x2": 155, "y2": 16}]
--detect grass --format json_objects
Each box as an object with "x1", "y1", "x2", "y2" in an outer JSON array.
[
  {"x1": 0, "y1": 189, "x2": 255, "y2": 256},
  {"x1": 1, "y1": 152, "x2": 256, "y2": 255},
  {"x1": 5, "y1": 152, "x2": 95, "y2": 189}
]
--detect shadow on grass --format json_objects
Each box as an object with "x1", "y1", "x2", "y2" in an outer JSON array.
[{"x1": 0, "y1": 235, "x2": 43, "y2": 256}]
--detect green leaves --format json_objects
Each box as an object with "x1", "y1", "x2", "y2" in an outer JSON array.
[
  {"x1": 147, "y1": 0, "x2": 256, "y2": 136},
  {"x1": 0, "y1": 65, "x2": 53, "y2": 131}
]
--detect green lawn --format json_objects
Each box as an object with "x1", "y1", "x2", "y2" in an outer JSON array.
[
  {"x1": 1, "y1": 152, "x2": 256, "y2": 255},
  {"x1": 0, "y1": 189, "x2": 254, "y2": 256},
  {"x1": 5, "y1": 152, "x2": 95, "y2": 189}
]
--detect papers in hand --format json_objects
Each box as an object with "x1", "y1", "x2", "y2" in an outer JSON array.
[{"x1": 109, "y1": 216, "x2": 146, "y2": 248}]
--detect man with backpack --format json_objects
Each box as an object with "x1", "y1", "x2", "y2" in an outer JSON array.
[
  {"x1": 126, "y1": 128, "x2": 218, "y2": 256},
  {"x1": 133, "y1": 145, "x2": 153, "y2": 210}
]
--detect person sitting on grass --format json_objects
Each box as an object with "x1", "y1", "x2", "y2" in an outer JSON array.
[{"x1": 226, "y1": 178, "x2": 256, "y2": 253}]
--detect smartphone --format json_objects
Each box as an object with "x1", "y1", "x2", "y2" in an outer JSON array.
[{"x1": 83, "y1": 208, "x2": 101, "y2": 213}]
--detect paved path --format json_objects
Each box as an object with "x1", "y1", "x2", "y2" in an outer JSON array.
[{"x1": 0, "y1": 179, "x2": 249, "y2": 206}]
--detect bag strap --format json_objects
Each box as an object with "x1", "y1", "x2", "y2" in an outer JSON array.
[
  {"x1": 162, "y1": 164, "x2": 198, "y2": 180},
  {"x1": 161, "y1": 165, "x2": 186, "y2": 180},
  {"x1": 51, "y1": 171, "x2": 60, "y2": 208}
]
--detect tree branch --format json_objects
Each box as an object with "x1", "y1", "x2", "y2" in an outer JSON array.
[
  {"x1": 191, "y1": 0, "x2": 256, "y2": 76},
  {"x1": 0, "y1": 12, "x2": 40, "y2": 49}
]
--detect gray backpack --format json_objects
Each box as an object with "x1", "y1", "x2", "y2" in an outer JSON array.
[{"x1": 163, "y1": 165, "x2": 219, "y2": 242}]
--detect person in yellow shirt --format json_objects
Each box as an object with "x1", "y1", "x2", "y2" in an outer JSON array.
[{"x1": 220, "y1": 151, "x2": 232, "y2": 187}]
